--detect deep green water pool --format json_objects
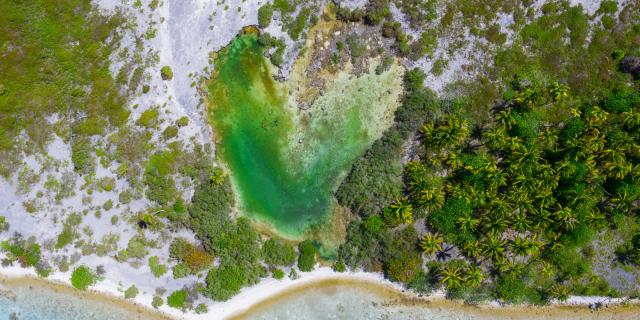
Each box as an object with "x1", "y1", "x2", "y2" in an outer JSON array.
[{"x1": 207, "y1": 32, "x2": 402, "y2": 238}]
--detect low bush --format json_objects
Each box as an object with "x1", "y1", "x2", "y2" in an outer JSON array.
[
  {"x1": 167, "y1": 289, "x2": 187, "y2": 310},
  {"x1": 70, "y1": 265, "x2": 96, "y2": 290},
  {"x1": 297, "y1": 240, "x2": 317, "y2": 272},
  {"x1": 262, "y1": 239, "x2": 296, "y2": 267}
]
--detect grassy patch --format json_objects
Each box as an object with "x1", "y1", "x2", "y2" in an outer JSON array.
[{"x1": 0, "y1": 1, "x2": 129, "y2": 176}]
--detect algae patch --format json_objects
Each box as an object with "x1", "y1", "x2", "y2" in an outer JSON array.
[{"x1": 206, "y1": 27, "x2": 403, "y2": 239}]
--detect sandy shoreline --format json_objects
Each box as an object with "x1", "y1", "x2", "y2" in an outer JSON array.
[{"x1": 2, "y1": 266, "x2": 640, "y2": 320}]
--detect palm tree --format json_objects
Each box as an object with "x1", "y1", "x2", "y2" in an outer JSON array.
[
  {"x1": 209, "y1": 168, "x2": 225, "y2": 186},
  {"x1": 422, "y1": 115, "x2": 469, "y2": 149},
  {"x1": 525, "y1": 235, "x2": 544, "y2": 256},
  {"x1": 554, "y1": 205, "x2": 577, "y2": 231},
  {"x1": 492, "y1": 256, "x2": 512, "y2": 274},
  {"x1": 495, "y1": 109, "x2": 516, "y2": 130},
  {"x1": 510, "y1": 236, "x2": 529, "y2": 257},
  {"x1": 604, "y1": 158, "x2": 632, "y2": 180},
  {"x1": 482, "y1": 233, "x2": 506, "y2": 261},
  {"x1": 514, "y1": 87, "x2": 541, "y2": 107},
  {"x1": 585, "y1": 106, "x2": 608, "y2": 127},
  {"x1": 541, "y1": 261, "x2": 555, "y2": 277},
  {"x1": 463, "y1": 240, "x2": 481, "y2": 260},
  {"x1": 457, "y1": 214, "x2": 480, "y2": 232},
  {"x1": 390, "y1": 198, "x2": 413, "y2": 224},
  {"x1": 548, "y1": 81, "x2": 569, "y2": 101},
  {"x1": 511, "y1": 212, "x2": 531, "y2": 232},
  {"x1": 548, "y1": 284, "x2": 570, "y2": 302},
  {"x1": 464, "y1": 266, "x2": 485, "y2": 287},
  {"x1": 484, "y1": 127, "x2": 509, "y2": 149},
  {"x1": 440, "y1": 265, "x2": 464, "y2": 289},
  {"x1": 420, "y1": 232, "x2": 444, "y2": 255},
  {"x1": 539, "y1": 127, "x2": 559, "y2": 150},
  {"x1": 585, "y1": 210, "x2": 607, "y2": 229},
  {"x1": 630, "y1": 164, "x2": 640, "y2": 184},
  {"x1": 622, "y1": 110, "x2": 640, "y2": 130},
  {"x1": 416, "y1": 187, "x2": 445, "y2": 212},
  {"x1": 445, "y1": 151, "x2": 464, "y2": 169},
  {"x1": 484, "y1": 214, "x2": 508, "y2": 234},
  {"x1": 610, "y1": 189, "x2": 632, "y2": 211}
]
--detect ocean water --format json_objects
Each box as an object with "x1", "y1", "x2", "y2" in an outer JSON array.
[
  {"x1": 236, "y1": 279, "x2": 640, "y2": 320},
  {"x1": 0, "y1": 281, "x2": 157, "y2": 320},
  {"x1": 206, "y1": 30, "x2": 402, "y2": 238},
  {"x1": 242, "y1": 283, "x2": 475, "y2": 320}
]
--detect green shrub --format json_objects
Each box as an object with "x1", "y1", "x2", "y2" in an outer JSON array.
[
  {"x1": 126, "y1": 237, "x2": 148, "y2": 259},
  {"x1": 0, "y1": 216, "x2": 8, "y2": 232},
  {"x1": 169, "y1": 238, "x2": 213, "y2": 273},
  {"x1": 428, "y1": 198, "x2": 471, "y2": 242},
  {"x1": 149, "y1": 256, "x2": 168, "y2": 277},
  {"x1": 162, "y1": 125, "x2": 179, "y2": 140},
  {"x1": 188, "y1": 180, "x2": 234, "y2": 251},
  {"x1": 124, "y1": 285, "x2": 139, "y2": 299},
  {"x1": 71, "y1": 138, "x2": 94, "y2": 174},
  {"x1": 176, "y1": 116, "x2": 189, "y2": 127},
  {"x1": 98, "y1": 177, "x2": 116, "y2": 192},
  {"x1": 495, "y1": 274, "x2": 543, "y2": 304},
  {"x1": 346, "y1": 34, "x2": 365, "y2": 59},
  {"x1": 167, "y1": 289, "x2": 187, "y2": 310},
  {"x1": 332, "y1": 260, "x2": 346, "y2": 272},
  {"x1": 152, "y1": 295, "x2": 164, "y2": 308},
  {"x1": 272, "y1": 268, "x2": 285, "y2": 279},
  {"x1": 56, "y1": 224, "x2": 75, "y2": 249},
  {"x1": 385, "y1": 252, "x2": 422, "y2": 284},
  {"x1": 257, "y1": 4, "x2": 273, "y2": 28},
  {"x1": 288, "y1": 8, "x2": 310, "y2": 40},
  {"x1": 297, "y1": 240, "x2": 317, "y2": 272},
  {"x1": 195, "y1": 303, "x2": 208, "y2": 314},
  {"x1": 1, "y1": 239, "x2": 41, "y2": 267},
  {"x1": 172, "y1": 263, "x2": 191, "y2": 279},
  {"x1": 204, "y1": 262, "x2": 246, "y2": 301},
  {"x1": 143, "y1": 150, "x2": 178, "y2": 205},
  {"x1": 160, "y1": 66, "x2": 174, "y2": 80},
  {"x1": 137, "y1": 108, "x2": 160, "y2": 128},
  {"x1": 102, "y1": 200, "x2": 113, "y2": 211},
  {"x1": 262, "y1": 239, "x2": 296, "y2": 267},
  {"x1": 70, "y1": 265, "x2": 96, "y2": 290}
]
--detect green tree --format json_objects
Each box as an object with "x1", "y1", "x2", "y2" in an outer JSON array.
[
  {"x1": 440, "y1": 265, "x2": 464, "y2": 289},
  {"x1": 464, "y1": 265, "x2": 485, "y2": 287},
  {"x1": 419, "y1": 232, "x2": 443, "y2": 255},
  {"x1": 481, "y1": 234, "x2": 506, "y2": 261}
]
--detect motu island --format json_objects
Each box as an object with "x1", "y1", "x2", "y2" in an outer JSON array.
[{"x1": 1, "y1": 1, "x2": 640, "y2": 319}]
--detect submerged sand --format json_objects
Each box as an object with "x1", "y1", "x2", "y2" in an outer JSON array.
[
  {"x1": 230, "y1": 277, "x2": 640, "y2": 320},
  {"x1": 0, "y1": 275, "x2": 172, "y2": 320}
]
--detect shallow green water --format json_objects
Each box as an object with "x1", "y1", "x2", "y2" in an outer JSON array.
[{"x1": 207, "y1": 33, "x2": 401, "y2": 238}]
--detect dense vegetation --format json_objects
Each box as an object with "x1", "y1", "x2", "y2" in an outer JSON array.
[{"x1": 336, "y1": 0, "x2": 640, "y2": 303}]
